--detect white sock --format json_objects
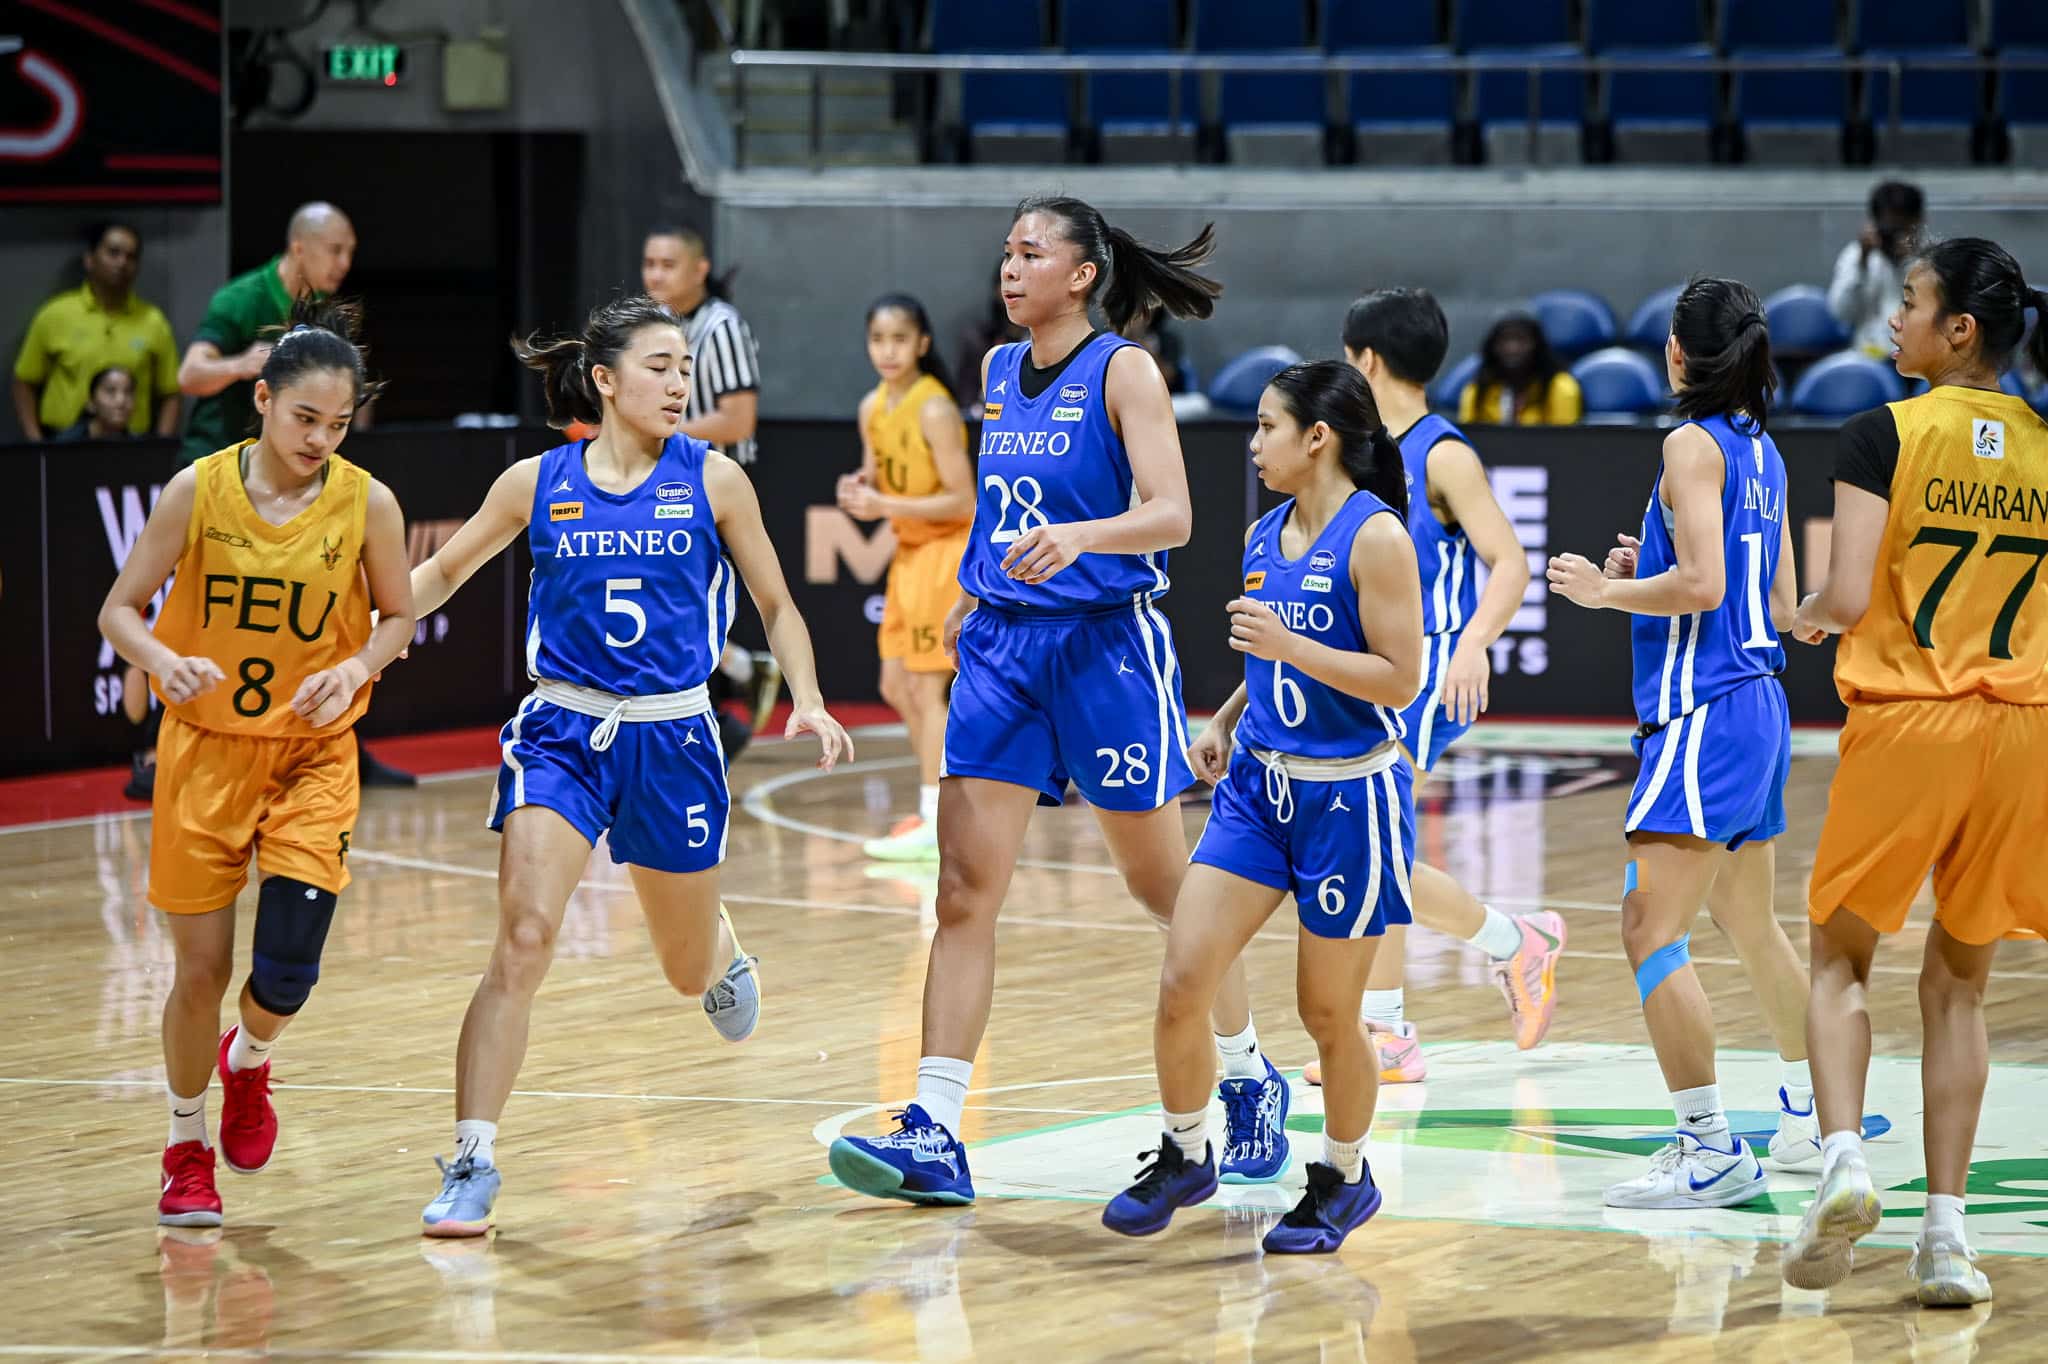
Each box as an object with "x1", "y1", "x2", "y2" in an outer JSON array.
[
  {"x1": 226, "y1": 1025, "x2": 274, "y2": 1074},
  {"x1": 1360, "y1": 988, "x2": 1404, "y2": 1028},
  {"x1": 167, "y1": 1086, "x2": 208, "y2": 1148},
  {"x1": 1781, "y1": 1058, "x2": 1814, "y2": 1110},
  {"x1": 1215, "y1": 1021, "x2": 1265, "y2": 1081},
  {"x1": 915, "y1": 1056, "x2": 974, "y2": 1138},
  {"x1": 1673, "y1": 1083, "x2": 1731, "y2": 1146},
  {"x1": 454, "y1": 1119, "x2": 497, "y2": 1168},
  {"x1": 1820, "y1": 1129, "x2": 1864, "y2": 1179},
  {"x1": 1323, "y1": 1132, "x2": 1367, "y2": 1183},
  {"x1": 1924, "y1": 1193, "x2": 1967, "y2": 1245},
  {"x1": 1471, "y1": 905, "x2": 1525, "y2": 962},
  {"x1": 1163, "y1": 1107, "x2": 1208, "y2": 1164},
  {"x1": 919, "y1": 784, "x2": 939, "y2": 823}
]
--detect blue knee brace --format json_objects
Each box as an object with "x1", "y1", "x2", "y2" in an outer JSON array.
[
  {"x1": 1635, "y1": 934, "x2": 1692, "y2": 1003},
  {"x1": 248, "y1": 876, "x2": 337, "y2": 1015}
]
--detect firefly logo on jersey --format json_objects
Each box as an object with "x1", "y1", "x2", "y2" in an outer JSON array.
[
  {"x1": 979, "y1": 429, "x2": 1072, "y2": 458},
  {"x1": 1059, "y1": 383, "x2": 1088, "y2": 403},
  {"x1": 550, "y1": 501, "x2": 584, "y2": 522},
  {"x1": 983, "y1": 403, "x2": 1004, "y2": 422},
  {"x1": 1244, "y1": 571, "x2": 1267, "y2": 591},
  {"x1": 657, "y1": 481, "x2": 693, "y2": 501}
]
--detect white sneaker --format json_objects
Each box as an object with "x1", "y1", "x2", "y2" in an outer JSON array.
[
  {"x1": 1766, "y1": 1087, "x2": 1822, "y2": 1172},
  {"x1": 1911, "y1": 1233, "x2": 1992, "y2": 1307},
  {"x1": 863, "y1": 816, "x2": 939, "y2": 862},
  {"x1": 1781, "y1": 1156, "x2": 1880, "y2": 1290},
  {"x1": 1604, "y1": 1133, "x2": 1768, "y2": 1210}
]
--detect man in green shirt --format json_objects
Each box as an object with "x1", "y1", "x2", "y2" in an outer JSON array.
[
  {"x1": 12, "y1": 222, "x2": 182, "y2": 439},
  {"x1": 177, "y1": 201, "x2": 358, "y2": 464}
]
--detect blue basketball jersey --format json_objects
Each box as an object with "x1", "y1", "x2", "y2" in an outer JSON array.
[
  {"x1": 1399, "y1": 414, "x2": 1480, "y2": 637},
  {"x1": 1235, "y1": 490, "x2": 1406, "y2": 757},
  {"x1": 524, "y1": 436, "x2": 735, "y2": 695},
  {"x1": 957, "y1": 334, "x2": 1170, "y2": 613},
  {"x1": 1630, "y1": 414, "x2": 1788, "y2": 727}
]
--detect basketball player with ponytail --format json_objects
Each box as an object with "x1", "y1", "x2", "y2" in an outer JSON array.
[{"x1": 830, "y1": 197, "x2": 1296, "y2": 1204}]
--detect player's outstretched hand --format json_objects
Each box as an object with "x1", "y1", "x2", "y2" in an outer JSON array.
[
  {"x1": 1603, "y1": 532, "x2": 1640, "y2": 580},
  {"x1": 1790, "y1": 592, "x2": 1831, "y2": 646},
  {"x1": 1000, "y1": 522, "x2": 1089, "y2": 584},
  {"x1": 1546, "y1": 553, "x2": 1607, "y2": 609},
  {"x1": 1187, "y1": 720, "x2": 1234, "y2": 786},
  {"x1": 1226, "y1": 596, "x2": 1295, "y2": 663},
  {"x1": 787, "y1": 703, "x2": 854, "y2": 771},
  {"x1": 291, "y1": 658, "x2": 369, "y2": 728},
  {"x1": 156, "y1": 655, "x2": 226, "y2": 705}
]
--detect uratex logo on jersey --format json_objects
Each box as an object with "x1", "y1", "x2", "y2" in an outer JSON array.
[
  {"x1": 1059, "y1": 383, "x2": 1087, "y2": 403},
  {"x1": 1308, "y1": 549, "x2": 1338, "y2": 573},
  {"x1": 654, "y1": 481, "x2": 695, "y2": 518},
  {"x1": 657, "y1": 481, "x2": 692, "y2": 501}
]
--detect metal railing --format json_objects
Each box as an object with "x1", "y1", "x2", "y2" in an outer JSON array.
[{"x1": 725, "y1": 48, "x2": 2048, "y2": 168}]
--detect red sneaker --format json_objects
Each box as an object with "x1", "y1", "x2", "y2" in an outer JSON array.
[
  {"x1": 217, "y1": 1027, "x2": 279, "y2": 1174},
  {"x1": 159, "y1": 1141, "x2": 223, "y2": 1227}
]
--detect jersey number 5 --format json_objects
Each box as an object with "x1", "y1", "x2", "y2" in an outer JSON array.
[
  {"x1": 1908, "y1": 528, "x2": 2048, "y2": 661},
  {"x1": 605, "y1": 577, "x2": 647, "y2": 648}
]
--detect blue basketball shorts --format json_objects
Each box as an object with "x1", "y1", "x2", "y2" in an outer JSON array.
[
  {"x1": 1395, "y1": 628, "x2": 1474, "y2": 772},
  {"x1": 1624, "y1": 675, "x2": 1789, "y2": 850},
  {"x1": 941, "y1": 598, "x2": 1195, "y2": 812},
  {"x1": 1191, "y1": 746, "x2": 1416, "y2": 940},
  {"x1": 488, "y1": 695, "x2": 730, "y2": 873}
]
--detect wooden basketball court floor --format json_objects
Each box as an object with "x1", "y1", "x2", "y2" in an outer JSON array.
[{"x1": 3, "y1": 721, "x2": 2045, "y2": 1362}]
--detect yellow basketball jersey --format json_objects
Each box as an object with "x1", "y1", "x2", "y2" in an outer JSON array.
[
  {"x1": 1836, "y1": 387, "x2": 2048, "y2": 706},
  {"x1": 151, "y1": 442, "x2": 376, "y2": 737},
  {"x1": 863, "y1": 372, "x2": 969, "y2": 548}
]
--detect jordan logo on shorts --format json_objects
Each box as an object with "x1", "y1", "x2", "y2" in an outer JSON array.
[
  {"x1": 1330, "y1": 793, "x2": 1351, "y2": 813},
  {"x1": 1116, "y1": 657, "x2": 1134, "y2": 676}
]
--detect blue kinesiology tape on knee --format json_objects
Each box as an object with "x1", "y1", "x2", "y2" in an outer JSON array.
[
  {"x1": 1624, "y1": 860, "x2": 1639, "y2": 896},
  {"x1": 1634, "y1": 933, "x2": 1692, "y2": 1004}
]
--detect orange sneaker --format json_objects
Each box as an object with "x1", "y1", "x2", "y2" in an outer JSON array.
[
  {"x1": 1301, "y1": 1020, "x2": 1427, "y2": 1087},
  {"x1": 1491, "y1": 911, "x2": 1567, "y2": 1050}
]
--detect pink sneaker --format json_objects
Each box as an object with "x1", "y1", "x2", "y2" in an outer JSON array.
[
  {"x1": 1491, "y1": 912, "x2": 1567, "y2": 1050},
  {"x1": 1302, "y1": 1020, "x2": 1427, "y2": 1086}
]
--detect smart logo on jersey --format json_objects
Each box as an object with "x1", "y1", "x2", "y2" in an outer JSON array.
[
  {"x1": 657, "y1": 481, "x2": 692, "y2": 501},
  {"x1": 1243, "y1": 571, "x2": 1267, "y2": 591},
  {"x1": 1050, "y1": 405, "x2": 1084, "y2": 422},
  {"x1": 1059, "y1": 384, "x2": 1088, "y2": 404},
  {"x1": 655, "y1": 504, "x2": 692, "y2": 520},
  {"x1": 1308, "y1": 549, "x2": 1338, "y2": 573},
  {"x1": 1974, "y1": 418, "x2": 2006, "y2": 461},
  {"x1": 549, "y1": 501, "x2": 584, "y2": 522},
  {"x1": 1302, "y1": 574, "x2": 1333, "y2": 593}
]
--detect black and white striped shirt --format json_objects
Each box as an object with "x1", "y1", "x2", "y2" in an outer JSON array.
[{"x1": 682, "y1": 297, "x2": 760, "y2": 465}]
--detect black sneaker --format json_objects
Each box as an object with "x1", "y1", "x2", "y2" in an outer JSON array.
[
  {"x1": 124, "y1": 752, "x2": 155, "y2": 802},
  {"x1": 1101, "y1": 1136, "x2": 1218, "y2": 1236},
  {"x1": 1262, "y1": 1161, "x2": 1382, "y2": 1254},
  {"x1": 358, "y1": 743, "x2": 417, "y2": 788}
]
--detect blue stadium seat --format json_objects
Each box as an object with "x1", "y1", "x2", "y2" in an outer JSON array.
[
  {"x1": 1207, "y1": 345, "x2": 1305, "y2": 414},
  {"x1": 1456, "y1": 0, "x2": 1584, "y2": 132},
  {"x1": 1994, "y1": 3, "x2": 2048, "y2": 132},
  {"x1": 1624, "y1": 284, "x2": 1685, "y2": 350},
  {"x1": 1856, "y1": 0, "x2": 1982, "y2": 130},
  {"x1": 931, "y1": 0, "x2": 1064, "y2": 137},
  {"x1": 1572, "y1": 347, "x2": 1668, "y2": 415},
  {"x1": 1764, "y1": 284, "x2": 1852, "y2": 358},
  {"x1": 1585, "y1": 0, "x2": 1715, "y2": 130},
  {"x1": 1065, "y1": 0, "x2": 1189, "y2": 137},
  {"x1": 1789, "y1": 351, "x2": 1905, "y2": 415},
  {"x1": 1194, "y1": 0, "x2": 1323, "y2": 134},
  {"x1": 1430, "y1": 352, "x2": 1483, "y2": 410},
  {"x1": 1529, "y1": 289, "x2": 1617, "y2": 359},
  {"x1": 1326, "y1": 0, "x2": 1458, "y2": 134},
  {"x1": 1722, "y1": 0, "x2": 1849, "y2": 132}
]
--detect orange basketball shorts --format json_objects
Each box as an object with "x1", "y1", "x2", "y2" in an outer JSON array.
[
  {"x1": 1809, "y1": 696, "x2": 2048, "y2": 944},
  {"x1": 879, "y1": 528, "x2": 969, "y2": 675},
  {"x1": 148, "y1": 711, "x2": 359, "y2": 914}
]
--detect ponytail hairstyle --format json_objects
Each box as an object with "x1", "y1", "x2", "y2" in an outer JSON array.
[
  {"x1": 865, "y1": 292, "x2": 957, "y2": 403},
  {"x1": 1912, "y1": 236, "x2": 2048, "y2": 378},
  {"x1": 1011, "y1": 194, "x2": 1221, "y2": 334},
  {"x1": 1265, "y1": 360, "x2": 1407, "y2": 518},
  {"x1": 1669, "y1": 276, "x2": 1775, "y2": 429},
  {"x1": 257, "y1": 295, "x2": 385, "y2": 415},
  {"x1": 512, "y1": 294, "x2": 683, "y2": 430}
]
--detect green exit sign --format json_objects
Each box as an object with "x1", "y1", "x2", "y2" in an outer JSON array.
[{"x1": 326, "y1": 44, "x2": 404, "y2": 85}]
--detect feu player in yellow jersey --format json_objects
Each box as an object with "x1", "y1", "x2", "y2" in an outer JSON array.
[
  {"x1": 838, "y1": 294, "x2": 973, "y2": 860},
  {"x1": 98, "y1": 301, "x2": 415, "y2": 1229},
  {"x1": 1784, "y1": 238, "x2": 2048, "y2": 1307}
]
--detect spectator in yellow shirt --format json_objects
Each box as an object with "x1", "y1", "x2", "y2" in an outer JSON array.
[
  {"x1": 1458, "y1": 312, "x2": 1583, "y2": 426},
  {"x1": 12, "y1": 222, "x2": 181, "y2": 440}
]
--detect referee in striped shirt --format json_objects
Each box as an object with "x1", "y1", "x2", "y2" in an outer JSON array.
[{"x1": 642, "y1": 224, "x2": 760, "y2": 464}]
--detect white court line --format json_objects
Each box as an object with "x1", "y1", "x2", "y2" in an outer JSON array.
[{"x1": 0, "y1": 1350, "x2": 881, "y2": 1364}]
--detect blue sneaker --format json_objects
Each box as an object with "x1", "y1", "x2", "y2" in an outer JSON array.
[
  {"x1": 1218, "y1": 1056, "x2": 1292, "y2": 1184},
  {"x1": 828, "y1": 1105, "x2": 975, "y2": 1205},
  {"x1": 1102, "y1": 1137, "x2": 1219, "y2": 1236},
  {"x1": 702, "y1": 907, "x2": 760, "y2": 1043},
  {"x1": 422, "y1": 1155, "x2": 501, "y2": 1238},
  {"x1": 1261, "y1": 1161, "x2": 1382, "y2": 1254}
]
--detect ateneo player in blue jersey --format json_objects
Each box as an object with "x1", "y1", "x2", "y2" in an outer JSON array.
[
  {"x1": 1547, "y1": 278, "x2": 1815, "y2": 1210},
  {"x1": 1102, "y1": 361, "x2": 1423, "y2": 1252},
  {"x1": 831, "y1": 196, "x2": 1295, "y2": 1205},
  {"x1": 1290, "y1": 288, "x2": 1561, "y2": 1092},
  {"x1": 405, "y1": 297, "x2": 852, "y2": 1235}
]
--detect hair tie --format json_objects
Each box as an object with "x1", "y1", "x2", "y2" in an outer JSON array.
[{"x1": 1740, "y1": 311, "x2": 1766, "y2": 330}]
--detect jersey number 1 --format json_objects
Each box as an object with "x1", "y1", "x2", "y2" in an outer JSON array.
[{"x1": 1908, "y1": 528, "x2": 2048, "y2": 661}]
